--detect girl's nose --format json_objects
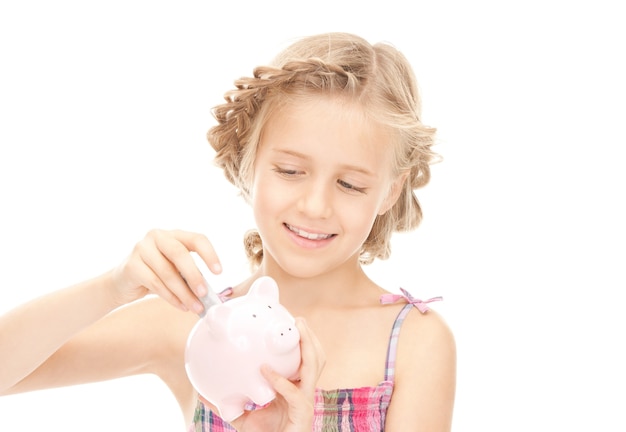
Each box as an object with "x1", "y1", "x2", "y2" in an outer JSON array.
[{"x1": 297, "y1": 180, "x2": 333, "y2": 219}]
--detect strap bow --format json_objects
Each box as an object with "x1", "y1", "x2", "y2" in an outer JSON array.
[{"x1": 380, "y1": 288, "x2": 443, "y2": 313}]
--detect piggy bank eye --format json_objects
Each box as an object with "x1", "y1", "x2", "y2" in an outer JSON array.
[{"x1": 267, "y1": 305, "x2": 272, "y2": 309}]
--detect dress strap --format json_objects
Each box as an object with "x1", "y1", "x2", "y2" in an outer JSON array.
[
  {"x1": 382, "y1": 302, "x2": 413, "y2": 382},
  {"x1": 380, "y1": 288, "x2": 443, "y2": 382}
]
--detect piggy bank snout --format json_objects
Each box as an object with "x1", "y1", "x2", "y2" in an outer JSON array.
[{"x1": 265, "y1": 321, "x2": 300, "y2": 354}]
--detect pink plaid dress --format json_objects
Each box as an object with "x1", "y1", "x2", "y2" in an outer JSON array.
[{"x1": 188, "y1": 288, "x2": 440, "y2": 431}]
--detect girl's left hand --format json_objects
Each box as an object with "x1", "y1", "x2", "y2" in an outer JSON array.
[{"x1": 200, "y1": 317, "x2": 325, "y2": 432}]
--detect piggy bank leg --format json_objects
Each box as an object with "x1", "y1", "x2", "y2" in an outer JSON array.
[
  {"x1": 215, "y1": 394, "x2": 248, "y2": 423},
  {"x1": 248, "y1": 385, "x2": 277, "y2": 408}
]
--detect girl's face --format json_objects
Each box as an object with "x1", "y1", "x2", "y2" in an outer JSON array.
[{"x1": 251, "y1": 96, "x2": 404, "y2": 279}]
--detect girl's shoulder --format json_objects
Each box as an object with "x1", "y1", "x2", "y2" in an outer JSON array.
[
  {"x1": 380, "y1": 287, "x2": 452, "y2": 343},
  {"x1": 383, "y1": 290, "x2": 456, "y2": 429},
  {"x1": 400, "y1": 304, "x2": 455, "y2": 351},
  {"x1": 388, "y1": 288, "x2": 455, "y2": 363}
]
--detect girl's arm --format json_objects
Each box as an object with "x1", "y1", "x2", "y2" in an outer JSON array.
[
  {"x1": 384, "y1": 309, "x2": 457, "y2": 432},
  {"x1": 0, "y1": 272, "x2": 120, "y2": 393},
  {"x1": 0, "y1": 229, "x2": 220, "y2": 398}
]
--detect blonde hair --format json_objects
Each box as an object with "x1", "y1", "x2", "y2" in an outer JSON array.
[{"x1": 208, "y1": 32, "x2": 438, "y2": 267}]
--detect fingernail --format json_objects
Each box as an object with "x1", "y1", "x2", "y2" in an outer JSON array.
[
  {"x1": 192, "y1": 301, "x2": 204, "y2": 314},
  {"x1": 212, "y1": 263, "x2": 222, "y2": 274},
  {"x1": 196, "y1": 284, "x2": 207, "y2": 297}
]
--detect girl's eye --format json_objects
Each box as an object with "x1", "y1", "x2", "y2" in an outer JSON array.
[
  {"x1": 338, "y1": 179, "x2": 366, "y2": 194},
  {"x1": 272, "y1": 167, "x2": 300, "y2": 177}
]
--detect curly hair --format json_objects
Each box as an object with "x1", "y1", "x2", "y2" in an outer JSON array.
[{"x1": 208, "y1": 32, "x2": 438, "y2": 267}]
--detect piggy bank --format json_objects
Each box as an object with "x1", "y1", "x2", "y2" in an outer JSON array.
[{"x1": 184, "y1": 276, "x2": 301, "y2": 422}]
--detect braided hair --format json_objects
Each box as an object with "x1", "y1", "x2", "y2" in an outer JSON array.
[{"x1": 208, "y1": 32, "x2": 438, "y2": 267}]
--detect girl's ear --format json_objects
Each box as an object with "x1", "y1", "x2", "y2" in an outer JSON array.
[{"x1": 378, "y1": 172, "x2": 409, "y2": 215}]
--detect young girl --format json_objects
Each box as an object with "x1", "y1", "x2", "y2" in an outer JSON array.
[{"x1": 0, "y1": 32, "x2": 455, "y2": 431}]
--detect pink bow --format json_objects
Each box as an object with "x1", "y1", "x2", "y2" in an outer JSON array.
[{"x1": 380, "y1": 288, "x2": 443, "y2": 313}]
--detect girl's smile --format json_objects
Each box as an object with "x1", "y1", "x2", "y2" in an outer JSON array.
[{"x1": 283, "y1": 222, "x2": 337, "y2": 249}]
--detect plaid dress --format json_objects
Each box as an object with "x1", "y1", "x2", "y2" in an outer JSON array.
[{"x1": 188, "y1": 289, "x2": 439, "y2": 432}]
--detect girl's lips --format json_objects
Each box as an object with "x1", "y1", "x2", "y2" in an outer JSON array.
[
  {"x1": 284, "y1": 223, "x2": 335, "y2": 240},
  {"x1": 283, "y1": 223, "x2": 336, "y2": 249}
]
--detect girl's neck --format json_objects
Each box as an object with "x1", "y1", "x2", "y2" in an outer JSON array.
[{"x1": 245, "y1": 254, "x2": 382, "y2": 311}]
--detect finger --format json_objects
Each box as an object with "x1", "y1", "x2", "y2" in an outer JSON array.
[
  {"x1": 158, "y1": 230, "x2": 221, "y2": 300},
  {"x1": 139, "y1": 233, "x2": 205, "y2": 313},
  {"x1": 120, "y1": 245, "x2": 189, "y2": 312},
  {"x1": 260, "y1": 365, "x2": 314, "y2": 426},
  {"x1": 261, "y1": 364, "x2": 301, "y2": 403},
  {"x1": 295, "y1": 318, "x2": 325, "y2": 395},
  {"x1": 135, "y1": 263, "x2": 189, "y2": 312},
  {"x1": 171, "y1": 230, "x2": 222, "y2": 275}
]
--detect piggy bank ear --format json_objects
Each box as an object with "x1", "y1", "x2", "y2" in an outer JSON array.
[
  {"x1": 205, "y1": 304, "x2": 231, "y2": 338},
  {"x1": 248, "y1": 276, "x2": 279, "y2": 302}
]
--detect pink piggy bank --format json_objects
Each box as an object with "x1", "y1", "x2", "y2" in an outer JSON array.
[{"x1": 184, "y1": 276, "x2": 301, "y2": 422}]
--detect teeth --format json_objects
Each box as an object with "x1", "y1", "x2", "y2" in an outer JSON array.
[{"x1": 286, "y1": 224, "x2": 333, "y2": 240}]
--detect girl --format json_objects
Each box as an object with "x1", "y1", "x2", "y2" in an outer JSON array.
[{"x1": 0, "y1": 32, "x2": 456, "y2": 431}]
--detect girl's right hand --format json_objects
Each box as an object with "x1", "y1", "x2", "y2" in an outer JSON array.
[{"x1": 110, "y1": 229, "x2": 222, "y2": 313}]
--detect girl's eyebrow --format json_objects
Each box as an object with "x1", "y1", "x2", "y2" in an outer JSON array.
[
  {"x1": 272, "y1": 148, "x2": 308, "y2": 159},
  {"x1": 271, "y1": 148, "x2": 376, "y2": 177}
]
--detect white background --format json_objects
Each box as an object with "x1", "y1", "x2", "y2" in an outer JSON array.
[{"x1": 1, "y1": 0, "x2": 624, "y2": 430}]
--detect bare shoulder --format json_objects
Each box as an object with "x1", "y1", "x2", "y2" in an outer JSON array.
[
  {"x1": 400, "y1": 306, "x2": 456, "y2": 358},
  {"x1": 395, "y1": 307, "x2": 456, "y2": 392},
  {"x1": 385, "y1": 306, "x2": 456, "y2": 431}
]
